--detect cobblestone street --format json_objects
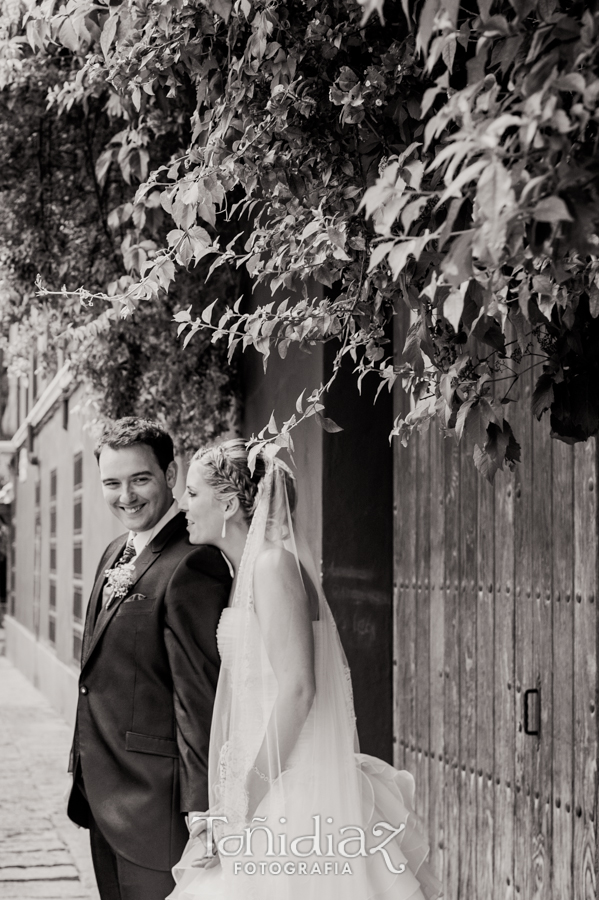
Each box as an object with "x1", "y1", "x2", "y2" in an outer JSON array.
[{"x1": 0, "y1": 643, "x2": 99, "y2": 900}]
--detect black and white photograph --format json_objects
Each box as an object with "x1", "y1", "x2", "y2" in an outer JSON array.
[{"x1": 0, "y1": 0, "x2": 597, "y2": 898}]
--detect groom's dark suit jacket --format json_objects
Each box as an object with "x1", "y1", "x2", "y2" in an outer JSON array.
[{"x1": 67, "y1": 512, "x2": 231, "y2": 871}]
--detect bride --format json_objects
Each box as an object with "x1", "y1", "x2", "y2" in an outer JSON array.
[{"x1": 169, "y1": 439, "x2": 442, "y2": 900}]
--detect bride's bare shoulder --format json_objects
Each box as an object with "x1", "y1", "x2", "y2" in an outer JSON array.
[
  {"x1": 254, "y1": 543, "x2": 299, "y2": 582},
  {"x1": 254, "y1": 543, "x2": 319, "y2": 619}
]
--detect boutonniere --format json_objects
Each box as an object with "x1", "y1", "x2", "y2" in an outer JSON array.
[{"x1": 104, "y1": 562, "x2": 136, "y2": 607}]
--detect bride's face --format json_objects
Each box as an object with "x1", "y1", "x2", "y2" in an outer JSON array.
[{"x1": 180, "y1": 460, "x2": 226, "y2": 545}]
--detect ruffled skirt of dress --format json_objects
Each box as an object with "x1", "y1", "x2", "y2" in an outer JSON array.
[{"x1": 167, "y1": 753, "x2": 442, "y2": 900}]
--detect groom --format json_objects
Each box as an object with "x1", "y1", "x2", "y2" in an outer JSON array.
[{"x1": 67, "y1": 417, "x2": 231, "y2": 900}]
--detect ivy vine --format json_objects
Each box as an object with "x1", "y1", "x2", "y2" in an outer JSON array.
[{"x1": 3, "y1": 0, "x2": 599, "y2": 477}]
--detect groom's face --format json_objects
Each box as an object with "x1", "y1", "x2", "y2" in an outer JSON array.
[{"x1": 99, "y1": 443, "x2": 176, "y2": 533}]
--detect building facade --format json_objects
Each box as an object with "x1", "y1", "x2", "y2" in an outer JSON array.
[{"x1": 5, "y1": 369, "x2": 123, "y2": 723}]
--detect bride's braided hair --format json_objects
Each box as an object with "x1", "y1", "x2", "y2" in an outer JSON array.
[{"x1": 192, "y1": 438, "x2": 273, "y2": 524}]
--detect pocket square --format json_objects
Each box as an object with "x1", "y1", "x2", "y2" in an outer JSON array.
[{"x1": 116, "y1": 593, "x2": 156, "y2": 617}]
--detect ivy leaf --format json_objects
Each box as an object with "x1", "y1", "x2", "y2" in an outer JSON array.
[
  {"x1": 509, "y1": 304, "x2": 530, "y2": 352},
  {"x1": 443, "y1": 283, "x2": 467, "y2": 331},
  {"x1": 472, "y1": 314, "x2": 506, "y2": 355},
  {"x1": 504, "y1": 423, "x2": 521, "y2": 466},
  {"x1": 533, "y1": 196, "x2": 573, "y2": 222},
  {"x1": 438, "y1": 196, "x2": 464, "y2": 252},
  {"x1": 417, "y1": 0, "x2": 441, "y2": 54},
  {"x1": 473, "y1": 422, "x2": 509, "y2": 482},
  {"x1": 100, "y1": 15, "x2": 118, "y2": 58},
  {"x1": 58, "y1": 16, "x2": 80, "y2": 52},
  {"x1": 315, "y1": 412, "x2": 343, "y2": 432},
  {"x1": 475, "y1": 159, "x2": 514, "y2": 260},
  {"x1": 368, "y1": 240, "x2": 395, "y2": 272},
  {"x1": 455, "y1": 397, "x2": 475, "y2": 442},
  {"x1": 532, "y1": 373, "x2": 554, "y2": 420},
  {"x1": 154, "y1": 257, "x2": 176, "y2": 290},
  {"x1": 388, "y1": 241, "x2": 416, "y2": 278},
  {"x1": 465, "y1": 398, "x2": 494, "y2": 448},
  {"x1": 476, "y1": 159, "x2": 513, "y2": 216},
  {"x1": 462, "y1": 280, "x2": 483, "y2": 330},
  {"x1": 401, "y1": 197, "x2": 429, "y2": 232},
  {"x1": 207, "y1": 0, "x2": 232, "y2": 22},
  {"x1": 26, "y1": 18, "x2": 46, "y2": 51},
  {"x1": 402, "y1": 322, "x2": 424, "y2": 375},
  {"x1": 247, "y1": 443, "x2": 263, "y2": 476},
  {"x1": 436, "y1": 159, "x2": 487, "y2": 207},
  {"x1": 201, "y1": 299, "x2": 218, "y2": 324},
  {"x1": 173, "y1": 306, "x2": 192, "y2": 324},
  {"x1": 441, "y1": 232, "x2": 473, "y2": 286},
  {"x1": 95, "y1": 150, "x2": 115, "y2": 188},
  {"x1": 356, "y1": 0, "x2": 385, "y2": 26}
]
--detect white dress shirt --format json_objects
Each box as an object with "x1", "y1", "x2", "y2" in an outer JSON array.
[{"x1": 128, "y1": 500, "x2": 180, "y2": 561}]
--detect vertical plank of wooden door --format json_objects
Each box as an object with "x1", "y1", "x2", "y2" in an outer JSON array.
[
  {"x1": 401, "y1": 429, "x2": 418, "y2": 780},
  {"x1": 477, "y1": 469, "x2": 495, "y2": 899},
  {"x1": 393, "y1": 440, "x2": 417, "y2": 771},
  {"x1": 393, "y1": 464, "x2": 405, "y2": 771},
  {"x1": 459, "y1": 439, "x2": 477, "y2": 899},
  {"x1": 531, "y1": 399, "x2": 553, "y2": 897},
  {"x1": 514, "y1": 363, "x2": 534, "y2": 900},
  {"x1": 444, "y1": 436, "x2": 460, "y2": 900},
  {"x1": 394, "y1": 460, "x2": 405, "y2": 769},
  {"x1": 552, "y1": 439, "x2": 573, "y2": 900},
  {"x1": 393, "y1": 305, "x2": 413, "y2": 771},
  {"x1": 494, "y1": 462, "x2": 515, "y2": 900},
  {"x1": 573, "y1": 438, "x2": 597, "y2": 900},
  {"x1": 415, "y1": 426, "x2": 431, "y2": 829},
  {"x1": 429, "y1": 423, "x2": 446, "y2": 882}
]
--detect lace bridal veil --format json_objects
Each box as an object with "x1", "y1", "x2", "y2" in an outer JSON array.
[{"x1": 171, "y1": 451, "x2": 442, "y2": 900}]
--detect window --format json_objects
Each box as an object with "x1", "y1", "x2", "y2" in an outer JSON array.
[
  {"x1": 48, "y1": 470, "x2": 57, "y2": 644},
  {"x1": 73, "y1": 498, "x2": 82, "y2": 533},
  {"x1": 73, "y1": 453, "x2": 83, "y2": 491},
  {"x1": 73, "y1": 544, "x2": 82, "y2": 577},
  {"x1": 73, "y1": 586, "x2": 83, "y2": 622},
  {"x1": 9, "y1": 514, "x2": 16, "y2": 616},
  {"x1": 72, "y1": 453, "x2": 84, "y2": 662},
  {"x1": 33, "y1": 477, "x2": 42, "y2": 639},
  {"x1": 32, "y1": 352, "x2": 38, "y2": 403}
]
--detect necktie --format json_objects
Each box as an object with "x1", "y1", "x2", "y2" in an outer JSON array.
[{"x1": 119, "y1": 537, "x2": 137, "y2": 566}]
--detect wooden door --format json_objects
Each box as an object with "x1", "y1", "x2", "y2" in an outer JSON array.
[{"x1": 393, "y1": 350, "x2": 597, "y2": 899}]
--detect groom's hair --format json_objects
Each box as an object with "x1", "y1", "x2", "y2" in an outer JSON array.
[{"x1": 94, "y1": 417, "x2": 175, "y2": 473}]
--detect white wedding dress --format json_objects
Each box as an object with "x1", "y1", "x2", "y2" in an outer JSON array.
[{"x1": 168, "y1": 462, "x2": 442, "y2": 900}]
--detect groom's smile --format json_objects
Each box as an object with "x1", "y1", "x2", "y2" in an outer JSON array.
[{"x1": 120, "y1": 503, "x2": 146, "y2": 516}]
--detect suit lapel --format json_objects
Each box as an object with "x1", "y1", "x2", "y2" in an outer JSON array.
[
  {"x1": 81, "y1": 538, "x2": 127, "y2": 664},
  {"x1": 81, "y1": 513, "x2": 186, "y2": 671}
]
